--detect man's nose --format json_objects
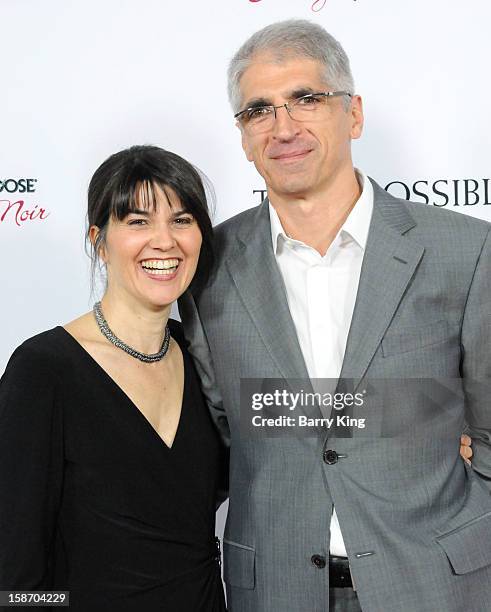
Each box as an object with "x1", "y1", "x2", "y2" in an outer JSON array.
[{"x1": 271, "y1": 104, "x2": 300, "y2": 140}]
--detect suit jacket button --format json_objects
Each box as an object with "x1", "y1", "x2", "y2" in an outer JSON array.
[
  {"x1": 323, "y1": 449, "x2": 339, "y2": 465},
  {"x1": 311, "y1": 554, "x2": 326, "y2": 569}
]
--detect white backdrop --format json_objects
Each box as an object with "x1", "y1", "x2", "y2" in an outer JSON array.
[
  {"x1": 2, "y1": 0, "x2": 491, "y2": 534},
  {"x1": 2, "y1": 0, "x2": 490, "y2": 367}
]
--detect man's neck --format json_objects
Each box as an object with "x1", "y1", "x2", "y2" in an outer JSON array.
[{"x1": 269, "y1": 169, "x2": 362, "y2": 256}]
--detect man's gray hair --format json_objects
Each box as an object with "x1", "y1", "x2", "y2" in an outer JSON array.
[{"x1": 227, "y1": 19, "x2": 355, "y2": 113}]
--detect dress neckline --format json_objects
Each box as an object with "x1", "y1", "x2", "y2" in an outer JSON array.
[{"x1": 54, "y1": 325, "x2": 186, "y2": 452}]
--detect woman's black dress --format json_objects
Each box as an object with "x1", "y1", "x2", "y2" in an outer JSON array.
[{"x1": 0, "y1": 320, "x2": 226, "y2": 611}]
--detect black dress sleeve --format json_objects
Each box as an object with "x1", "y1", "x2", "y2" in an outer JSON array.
[
  {"x1": 0, "y1": 338, "x2": 64, "y2": 590},
  {"x1": 168, "y1": 319, "x2": 229, "y2": 509}
]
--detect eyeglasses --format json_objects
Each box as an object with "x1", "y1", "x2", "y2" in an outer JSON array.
[{"x1": 234, "y1": 91, "x2": 352, "y2": 134}]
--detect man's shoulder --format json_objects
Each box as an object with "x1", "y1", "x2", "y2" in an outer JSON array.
[
  {"x1": 404, "y1": 202, "x2": 490, "y2": 258},
  {"x1": 214, "y1": 203, "x2": 263, "y2": 251},
  {"x1": 372, "y1": 179, "x2": 490, "y2": 242},
  {"x1": 215, "y1": 204, "x2": 262, "y2": 235},
  {"x1": 405, "y1": 198, "x2": 490, "y2": 235}
]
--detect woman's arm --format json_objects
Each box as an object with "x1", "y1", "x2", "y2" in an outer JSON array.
[{"x1": 0, "y1": 341, "x2": 64, "y2": 589}]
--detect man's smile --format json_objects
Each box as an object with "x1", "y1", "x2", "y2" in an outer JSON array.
[{"x1": 270, "y1": 149, "x2": 313, "y2": 162}]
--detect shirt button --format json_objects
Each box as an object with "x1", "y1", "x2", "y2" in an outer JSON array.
[
  {"x1": 323, "y1": 449, "x2": 339, "y2": 465},
  {"x1": 311, "y1": 554, "x2": 326, "y2": 569}
]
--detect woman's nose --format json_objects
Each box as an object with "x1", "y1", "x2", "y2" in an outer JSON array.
[{"x1": 149, "y1": 223, "x2": 176, "y2": 251}]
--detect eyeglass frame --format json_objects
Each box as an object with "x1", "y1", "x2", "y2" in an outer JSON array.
[{"x1": 234, "y1": 91, "x2": 353, "y2": 126}]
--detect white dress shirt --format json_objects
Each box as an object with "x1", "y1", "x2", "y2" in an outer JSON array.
[{"x1": 269, "y1": 170, "x2": 374, "y2": 557}]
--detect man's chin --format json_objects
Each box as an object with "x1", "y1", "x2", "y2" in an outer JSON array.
[{"x1": 269, "y1": 178, "x2": 313, "y2": 199}]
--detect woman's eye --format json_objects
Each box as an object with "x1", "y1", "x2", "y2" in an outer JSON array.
[
  {"x1": 174, "y1": 216, "x2": 193, "y2": 225},
  {"x1": 127, "y1": 218, "x2": 147, "y2": 226}
]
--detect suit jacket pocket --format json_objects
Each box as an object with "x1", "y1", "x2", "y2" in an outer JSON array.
[
  {"x1": 381, "y1": 319, "x2": 454, "y2": 357},
  {"x1": 436, "y1": 511, "x2": 491, "y2": 574},
  {"x1": 223, "y1": 539, "x2": 255, "y2": 589}
]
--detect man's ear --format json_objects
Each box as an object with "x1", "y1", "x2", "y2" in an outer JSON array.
[
  {"x1": 89, "y1": 225, "x2": 106, "y2": 263},
  {"x1": 349, "y1": 95, "x2": 364, "y2": 140},
  {"x1": 238, "y1": 122, "x2": 255, "y2": 162}
]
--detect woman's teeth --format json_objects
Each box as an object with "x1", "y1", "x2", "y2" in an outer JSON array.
[{"x1": 141, "y1": 259, "x2": 179, "y2": 275}]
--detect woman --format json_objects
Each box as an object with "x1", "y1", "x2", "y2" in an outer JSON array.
[{"x1": 0, "y1": 146, "x2": 227, "y2": 611}]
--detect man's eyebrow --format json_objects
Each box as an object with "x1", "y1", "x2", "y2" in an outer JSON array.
[
  {"x1": 289, "y1": 87, "x2": 318, "y2": 99},
  {"x1": 241, "y1": 87, "x2": 320, "y2": 109},
  {"x1": 241, "y1": 97, "x2": 271, "y2": 109}
]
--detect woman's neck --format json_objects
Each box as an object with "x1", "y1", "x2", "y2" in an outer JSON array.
[{"x1": 98, "y1": 291, "x2": 171, "y2": 355}]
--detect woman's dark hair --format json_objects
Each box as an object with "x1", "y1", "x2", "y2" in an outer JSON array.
[{"x1": 86, "y1": 145, "x2": 214, "y2": 294}]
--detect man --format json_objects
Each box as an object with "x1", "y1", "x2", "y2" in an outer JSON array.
[{"x1": 180, "y1": 19, "x2": 490, "y2": 612}]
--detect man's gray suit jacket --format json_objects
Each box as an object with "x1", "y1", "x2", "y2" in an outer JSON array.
[{"x1": 179, "y1": 179, "x2": 491, "y2": 612}]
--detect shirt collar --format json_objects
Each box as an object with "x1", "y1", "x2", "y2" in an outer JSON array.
[{"x1": 269, "y1": 169, "x2": 374, "y2": 253}]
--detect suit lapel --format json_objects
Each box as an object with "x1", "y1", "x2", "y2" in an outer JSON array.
[
  {"x1": 225, "y1": 183, "x2": 425, "y2": 398},
  {"x1": 226, "y1": 200, "x2": 310, "y2": 381},
  {"x1": 339, "y1": 181, "x2": 424, "y2": 389}
]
